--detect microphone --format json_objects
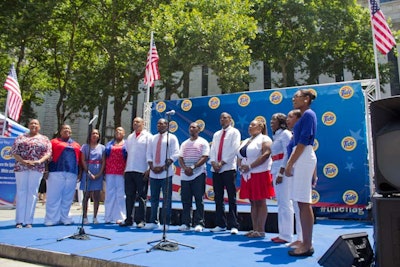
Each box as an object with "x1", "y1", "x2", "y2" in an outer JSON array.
[
  {"x1": 89, "y1": 115, "x2": 98, "y2": 125},
  {"x1": 165, "y1": 110, "x2": 175, "y2": 116}
]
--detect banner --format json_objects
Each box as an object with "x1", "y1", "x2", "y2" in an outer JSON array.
[
  {"x1": 150, "y1": 81, "x2": 371, "y2": 219},
  {"x1": 0, "y1": 137, "x2": 17, "y2": 208}
]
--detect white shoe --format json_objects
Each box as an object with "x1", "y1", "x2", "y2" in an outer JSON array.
[
  {"x1": 137, "y1": 221, "x2": 145, "y2": 228},
  {"x1": 194, "y1": 225, "x2": 204, "y2": 232},
  {"x1": 230, "y1": 227, "x2": 239, "y2": 235},
  {"x1": 178, "y1": 224, "x2": 190, "y2": 231},
  {"x1": 93, "y1": 218, "x2": 99, "y2": 224},
  {"x1": 142, "y1": 223, "x2": 159, "y2": 230},
  {"x1": 83, "y1": 218, "x2": 89, "y2": 225},
  {"x1": 210, "y1": 226, "x2": 226, "y2": 232}
]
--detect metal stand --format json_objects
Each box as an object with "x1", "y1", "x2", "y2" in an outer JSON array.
[
  {"x1": 146, "y1": 114, "x2": 195, "y2": 252},
  {"x1": 57, "y1": 116, "x2": 110, "y2": 242}
]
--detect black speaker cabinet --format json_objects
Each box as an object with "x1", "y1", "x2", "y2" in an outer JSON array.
[
  {"x1": 370, "y1": 96, "x2": 400, "y2": 195},
  {"x1": 318, "y1": 232, "x2": 373, "y2": 267},
  {"x1": 373, "y1": 197, "x2": 400, "y2": 267}
]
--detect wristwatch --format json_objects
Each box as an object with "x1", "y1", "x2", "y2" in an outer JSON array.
[{"x1": 190, "y1": 165, "x2": 195, "y2": 170}]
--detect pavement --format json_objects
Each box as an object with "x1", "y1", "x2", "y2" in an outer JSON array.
[{"x1": 0, "y1": 200, "x2": 98, "y2": 267}]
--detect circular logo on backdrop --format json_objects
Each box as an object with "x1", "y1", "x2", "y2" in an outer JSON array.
[
  {"x1": 181, "y1": 99, "x2": 192, "y2": 111},
  {"x1": 156, "y1": 101, "x2": 166, "y2": 113},
  {"x1": 341, "y1": 136, "x2": 357, "y2": 151},
  {"x1": 269, "y1": 91, "x2": 283, "y2": 105},
  {"x1": 322, "y1": 111, "x2": 336, "y2": 126},
  {"x1": 311, "y1": 190, "x2": 320, "y2": 204},
  {"x1": 195, "y1": 119, "x2": 205, "y2": 132},
  {"x1": 313, "y1": 139, "x2": 319, "y2": 151},
  {"x1": 208, "y1": 97, "x2": 220, "y2": 109},
  {"x1": 1, "y1": 146, "x2": 13, "y2": 160},
  {"x1": 323, "y1": 163, "x2": 338, "y2": 178},
  {"x1": 238, "y1": 94, "x2": 251, "y2": 107},
  {"x1": 343, "y1": 190, "x2": 358, "y2": 205},
  {"x1": 168, "y1": 121, "x2": 178, "y2": 133},
  {"x1": 339, "y1": 86, "x2": 354, "y2": 99}
]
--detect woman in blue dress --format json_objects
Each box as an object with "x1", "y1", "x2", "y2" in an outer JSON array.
[{"x1": 80, "y1": 129, "x2": 105, "y2": 224}]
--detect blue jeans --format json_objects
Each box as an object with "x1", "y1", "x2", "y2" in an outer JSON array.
[
  {"x1": 212, "y1": 170, "x2": 239, "y2": 229},
  {"x1": 181, "y1": 173, "x2": 206, "y2": 227},
  {"x1": 149, "y1": 177, "x2": 172, "y2": 225}
]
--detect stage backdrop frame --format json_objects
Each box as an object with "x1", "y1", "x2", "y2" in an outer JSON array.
[{"x1": 150, "y1": 81, "x2": 371, "y2": 219}]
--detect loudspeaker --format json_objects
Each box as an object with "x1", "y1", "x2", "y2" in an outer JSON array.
[
  {"x1": 318, "y1": 232, "x2": 373, "y2": 267},
  {"x1": 370, "y1": 96, "x2": 400, "y2": 195},
  {"x1": 373, "y1": 197, "x2": 400, "y2": 267}
]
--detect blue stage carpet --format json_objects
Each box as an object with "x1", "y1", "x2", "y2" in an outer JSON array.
[{"x1": 0, "y1": 213, "x2": 373, "y2": 267}]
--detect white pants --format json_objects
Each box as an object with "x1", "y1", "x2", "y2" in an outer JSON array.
[
  {"x1": 273, "y1": 172, "x2": 294, "y2": 242},
  {"x1": 104, "y1": 174, "x2": 126, "y2": 223},
  {"x1": 15, "y1": 170, "x2": 43, "y2": 225},
  {"x1": 45, "y1": 171, "x2": 77, "y2": 225}
]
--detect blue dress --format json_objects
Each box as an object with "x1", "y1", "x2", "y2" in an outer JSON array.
[{"x1": 80, "y1": 144, "x2": 105, "y2": 191}]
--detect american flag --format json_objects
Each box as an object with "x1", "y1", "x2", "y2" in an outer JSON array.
[
  {"x1": 370, "y1": 0, "x2": 396, "y2": 55},
  {"x1": 144, "y1": 42, "x2": 160, "y2": 87},
  {"x1": 3, "y1": 65, "x2": 22, "y2": 121}
]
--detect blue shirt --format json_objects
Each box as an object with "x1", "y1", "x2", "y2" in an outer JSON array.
[{"x1": 293, "y1": 109, "x2": 317, "y2": 146}]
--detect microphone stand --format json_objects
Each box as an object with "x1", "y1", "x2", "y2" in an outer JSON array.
[
  {"x1": 147, "y1": 113, "x2": 195, "y2": 252},
  {"x1": 57, "y1": 116, "x2": 110, "y2": 241}
]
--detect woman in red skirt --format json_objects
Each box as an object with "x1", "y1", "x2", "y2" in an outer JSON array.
[{"x1": 238, "y1": 120, "x2": 274, "y2": 238}]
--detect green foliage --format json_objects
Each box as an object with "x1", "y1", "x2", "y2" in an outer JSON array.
[{"x1": 0, "y1": 0, "x2": 395, "y2": 129}]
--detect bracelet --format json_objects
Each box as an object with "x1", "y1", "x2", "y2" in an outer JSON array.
[{"x1": 277, "y1": 173, "x2": 283, "y2": 178}]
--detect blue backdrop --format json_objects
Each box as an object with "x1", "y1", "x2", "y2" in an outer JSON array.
[{"x1": 150, "y1": 81, "x2": 370, "y2": 219}]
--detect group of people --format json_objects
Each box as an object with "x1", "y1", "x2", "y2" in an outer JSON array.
[{"x1": 11, "y1": 89, "x2": 317, "y2": 257}]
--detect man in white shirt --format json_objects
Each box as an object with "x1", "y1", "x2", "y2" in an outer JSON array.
[
  {"x1": 209, "y1": 112, "x2": 241, "y2": 234},
  {"x1": 120, "y1": 117, "x2": 152, "y2": 228},
  {"x1": 143, "y1": 118, "x2": 180, "y2": 230},
  {"x1": 178, "y1": 122, "x2": 210, "y2": 232}
]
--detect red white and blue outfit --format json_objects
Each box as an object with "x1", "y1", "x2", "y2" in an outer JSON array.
[
  {"x1": 45, "y1": 137, "x2": 81, "y2": 226},
  {"x1": 104, "y1": 140, "x2": 127, "y2": 223}
]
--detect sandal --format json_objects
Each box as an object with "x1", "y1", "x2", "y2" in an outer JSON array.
[
  {"x1": 245, "y1": 230, "x2": 255, "y2": 237},
  {"x1": 248, "y1": 231, "x2": 265, "y2": 238},
  {"x1": 16, "y1": 224, "x2": 23, "y2": 229}
]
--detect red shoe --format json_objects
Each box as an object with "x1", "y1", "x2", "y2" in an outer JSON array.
[{"x1": 271, "y1": 236, "x2": 288, "y2": 243}]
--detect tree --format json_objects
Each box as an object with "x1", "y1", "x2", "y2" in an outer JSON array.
[
  {"x1": 251, "y1": 0, "x2": 390, "y2": 88},
  {"x1": 149, "y1": 0, "x2": 258, "y2": 97}
]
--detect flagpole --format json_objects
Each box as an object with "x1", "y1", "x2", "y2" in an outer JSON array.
[
  {"x1": 1, "y1": 91, "x2": 10, "y2": 136},
  {"x1": 368, "y1": 0, "x2": 382, "y2": 100},
  {"x1": 145, "y1": 31, "x2": 154, "y2": 104},
  {"x1": 143, "y1": 31, "x2": 154, "y2": 130}
]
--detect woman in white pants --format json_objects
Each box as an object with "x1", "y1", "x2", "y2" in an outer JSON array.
[
  {"x1": 12, "y1": 119, "x2": 52, "y2": 228},
  {"x1": 270, "y1": 113, "x2": 296, "y2": 243},
  {"x1": 104, "y1": 127, "x2": 127, "y2": 224}
]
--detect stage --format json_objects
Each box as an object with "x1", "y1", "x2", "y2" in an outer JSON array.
[{"x1": 0, "y1": 202, "x2": 374, "y2": 267}]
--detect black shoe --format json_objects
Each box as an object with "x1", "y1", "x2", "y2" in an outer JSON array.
[
  {"x1": 119, "y1": 221, "x2": 133, "y2": 227},
  {"x1": 288, "y1": 248, "x2": 314, "y2": 257}
]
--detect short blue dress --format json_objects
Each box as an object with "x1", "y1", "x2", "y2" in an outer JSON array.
[{"x1": 80, "y1": 144, "x2": 105, "y2": 191}]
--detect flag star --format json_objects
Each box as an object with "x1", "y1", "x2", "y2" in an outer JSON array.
[
  {"x1": 350, "y1": 129, "x2": 363, "y2": 142},
  {"x1": 345, "y1": 162, "x2": 355, "y2": 172},
  {"x1": 235, "y1": 114, "x2": 248, "y2": 129}
]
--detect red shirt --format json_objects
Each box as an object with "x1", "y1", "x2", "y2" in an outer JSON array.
[{"x1": 105, "y1": 144, "x2": 126, "y2": 175}]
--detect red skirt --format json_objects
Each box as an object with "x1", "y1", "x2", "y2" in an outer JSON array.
[{"x1": 239, "y1": 170, "x2": 275, "y2": 201}]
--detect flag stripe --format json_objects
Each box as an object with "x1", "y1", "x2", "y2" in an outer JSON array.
[
  {"x1": 3, "y1": 65, "x2": 22, "y2": 121},
  {"x1": 144, "y1": 44, "x2": 160, "y2": 87},
  {"x1": 370, "y1": 0, "x2": 396, "y2": 55}
]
